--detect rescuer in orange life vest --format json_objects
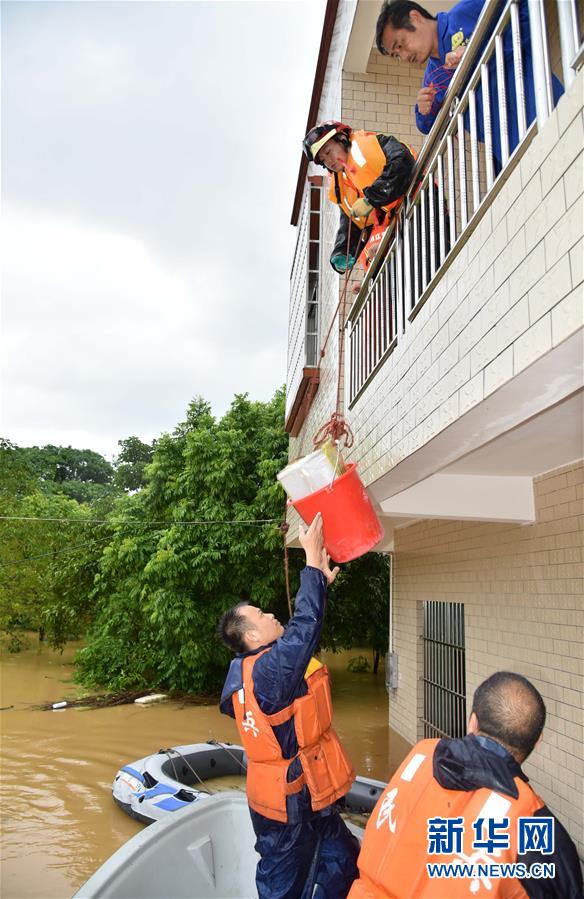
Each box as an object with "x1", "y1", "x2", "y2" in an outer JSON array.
[
  {"x1": 218, "y1": 512, "x2": 359, "y2": 899},
  {"x1": 348, "y1": 671, "x2": 582, "y2": 899},
  {"x1": 303, "y1": 121, "x2": 417, "y2": 274}
]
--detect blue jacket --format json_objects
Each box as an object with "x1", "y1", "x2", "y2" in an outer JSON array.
[
  {"x1": 220, "y1": 566, "x2": 331, "y2": 824},
  {"x1": 416, "y1": 0, "x2": 563, "y2": 164}
]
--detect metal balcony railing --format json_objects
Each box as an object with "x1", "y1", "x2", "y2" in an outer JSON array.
[{"x1": 347, "y1": 0, "x2": 583, "y2": 408}]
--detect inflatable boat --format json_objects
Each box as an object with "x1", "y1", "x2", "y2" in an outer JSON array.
[{"x1": 113, "y1": 739, "x2": 386, "y2": 825}]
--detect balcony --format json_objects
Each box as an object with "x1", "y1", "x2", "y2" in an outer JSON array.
[{"x1": 339, "y1": 0, "x2": 584, "y2": 538}]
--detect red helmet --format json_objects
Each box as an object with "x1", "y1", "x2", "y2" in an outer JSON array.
[{"x1": 303, "y1": 121, "x2": 352, "y2": 166}]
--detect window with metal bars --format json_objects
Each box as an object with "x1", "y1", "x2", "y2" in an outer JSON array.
[{"x1": 422, "y1": 601, "x2": 466, "y2": 739}]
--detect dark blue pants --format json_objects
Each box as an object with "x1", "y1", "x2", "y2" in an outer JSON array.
[{"x1": 250, "y1": 807, "x2": 359, "y2": 899}]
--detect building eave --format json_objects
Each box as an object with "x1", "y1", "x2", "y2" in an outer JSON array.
[{"x1": 290, "y1": 0, "x2": 339, "y2": 227}]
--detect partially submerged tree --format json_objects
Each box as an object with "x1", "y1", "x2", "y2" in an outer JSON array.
[
  {"x1": 76, "y1": 390, "x2": 298, "y2": 692},
  {"x1": 1, "y1": 395, "x2": 389, "y2": 684}
]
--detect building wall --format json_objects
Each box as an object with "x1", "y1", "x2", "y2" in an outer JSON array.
[
  {"x1": 390, "y1": 459, "x2": 584, "y2": 857},
  {"x1": 289, "y1": 44, "x2": 428, "y2": 468},
  {"x1": 346, "y1": 68, "x2": 584, "y2": 488},
  {"x1": 343, "y1": 48, "x2": 426, "y2": 154}
]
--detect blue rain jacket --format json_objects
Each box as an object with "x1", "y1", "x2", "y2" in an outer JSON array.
[
  {"x1": 220, "y1": 566, "x2": 359, "y2": 898},
  {"x1": 416, "y1": 0, "x2": 563, "y2": 165}
]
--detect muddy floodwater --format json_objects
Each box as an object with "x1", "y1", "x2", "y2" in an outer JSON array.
[{"x1": 0, "y1": 640, "x2": 410, "y2": 898}]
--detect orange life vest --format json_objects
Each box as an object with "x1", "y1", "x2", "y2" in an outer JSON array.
[
  {"x1": 327, "y1": 131, "x2": 416, "y2": 230},
  {"x1": 348, "y1": 739, "x2": 546, "y2": 899},
  {"x1": 232, "y1": 650, "x2": 355, "y2": 823},
  {"x1": 358, "y1": 220, "x2": 387, "y2": 271},
  {"x1": 329, "y1": 131, "x2": 416, "y2": 271}
]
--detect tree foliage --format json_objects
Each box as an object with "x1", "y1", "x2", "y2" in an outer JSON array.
[
  {"x1": 76, "y1": 391, "x2": 297, "y2": 691},
  {"x1": 0, "y1": 442, "x2": 117, "y2": 504},
  {"x1": 0, "y1": 440, "x2": 115, "y2": 649},
  {"x1": 1, "y1": 391, "x2": 389, "y2": 688},
  {"x1": 113, "y1": 436, "x2": 155, "y2": 492}
]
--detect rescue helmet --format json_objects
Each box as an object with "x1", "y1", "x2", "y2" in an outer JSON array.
[{"x1": 303, "y1": 121, "x2": 352, "y2": 166}]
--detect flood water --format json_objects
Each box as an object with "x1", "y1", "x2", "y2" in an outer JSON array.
[{"x1": 0, "y1": 640, "x2": 410, "y2": 898}]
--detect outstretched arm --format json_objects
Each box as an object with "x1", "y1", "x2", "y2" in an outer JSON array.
[
  {"x1": 330, "y1": 209, "x2": 365, "y2": 272},
  {"x1": 253, "y1": 514, "x2": 338, "y2": 708}
]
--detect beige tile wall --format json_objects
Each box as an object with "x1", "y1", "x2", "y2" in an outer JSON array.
[
  {"x1": 389, "y1": 459, "x2": 584, "y2": 857},
  {"x1": 343, "y1": 49, "x2": 427, "y2": 153}
]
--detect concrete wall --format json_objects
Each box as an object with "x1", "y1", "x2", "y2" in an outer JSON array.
[
  {"x1": 390, "y1": 459, "x2": 584, "y2": 857},
  {"x1": 342, "y1": 48, "x2": 426, "y2": 154}
]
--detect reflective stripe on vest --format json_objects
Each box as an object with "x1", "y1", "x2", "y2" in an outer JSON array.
[
  {"x1": 232, "y1": 649, "x2": 355, "y2": 823},
  {"x1": 348, "y1": 739, "x2": 545, "y2": 899}
]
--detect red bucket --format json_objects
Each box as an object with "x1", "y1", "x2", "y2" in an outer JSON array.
[{"x1": 291, "y1": 463, "x2": 384, "y2": 563}]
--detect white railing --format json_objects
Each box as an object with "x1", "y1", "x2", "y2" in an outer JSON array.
[{"x1": 347, "y1": 0, "x2": 582, "y2": 407}]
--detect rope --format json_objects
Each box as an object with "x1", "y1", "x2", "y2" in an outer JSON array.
[
  {"x1": 313, "y1": 209, "x2": 362, "y2": 451},
  {"x1": 207, "y1": 739, "x2": 247, "y2": 774},
  {"x1": 160, "y1": 747, "x2": 212, "y2": 794},
  {"x1": 312, "y1": 412, "x2": 354, "y2": 450},
  {"x1": 279, "y1": 520, "x2": 292, "y2": 618},
  {"x1": 316, "y1": 217, "x2": 358, "y2": 369}
]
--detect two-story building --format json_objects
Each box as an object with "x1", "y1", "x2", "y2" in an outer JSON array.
[{"x1": 286, "y1": 0, "x2": 583, "y2": 860}]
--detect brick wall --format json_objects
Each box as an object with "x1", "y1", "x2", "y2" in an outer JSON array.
[
  {"x1": 343, "y1": 49, "x2": 426, "y2": 153},
  {"x1": 390, "y1": 459, "x2": 584, "y2": 857}
]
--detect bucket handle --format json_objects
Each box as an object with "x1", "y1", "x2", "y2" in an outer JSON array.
[{"x1": 329, "y1": 441, "x2": 342, "y2": 490}]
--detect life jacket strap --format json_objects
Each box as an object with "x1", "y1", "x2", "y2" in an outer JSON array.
[
  {"x1": 265, "y1": 705, "x2": 295, "y2": 726},
  {"x1": 285, "y1": 771, "x2": 306, "y2": 795}
]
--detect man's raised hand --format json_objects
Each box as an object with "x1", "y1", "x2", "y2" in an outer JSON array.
[
  {"x1": 298, "y1": 513, "x2": 340, "y2": 585},
  {"x1": 298, "y1": 512, "x2": 325, "y2": 570},
  {"x1": 321, "y1": 548, "x2": 340, "y2": 586}
]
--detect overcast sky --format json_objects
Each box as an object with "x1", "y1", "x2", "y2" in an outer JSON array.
[{"x1": 1, "y1": 0, "x2": 326, "y2": 458}]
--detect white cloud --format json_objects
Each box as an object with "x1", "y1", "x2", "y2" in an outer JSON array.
[{"x1": 1, "y1": 0, "x2": 326, "y2": 456}]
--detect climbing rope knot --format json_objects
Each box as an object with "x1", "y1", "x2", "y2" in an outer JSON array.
[{"x1": 312, "y1": 412, "x2": 354, "y2": 450}]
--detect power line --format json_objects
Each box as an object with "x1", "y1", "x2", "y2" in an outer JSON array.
[
  {"x1": 0, "y1": 515, "x2": 281, "y2": 526},
  {"x1": 0, "y1": 535, "x2": 116, "y2": 568}
]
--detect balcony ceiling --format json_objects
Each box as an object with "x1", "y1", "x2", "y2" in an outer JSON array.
[
  {"x1": 370, "y1": 330, "x2": 583, "y2": 527},
  {"x1": 444, "y1": 391, "x2": 583, "y2": 477}
]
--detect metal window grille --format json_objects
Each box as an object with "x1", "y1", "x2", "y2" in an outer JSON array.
[{"x1": 422, "y1": 601, "x2": 466, "y2": 739}]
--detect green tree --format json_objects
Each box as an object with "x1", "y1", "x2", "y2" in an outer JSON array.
[
  {"x1": 0, "y1": 491, "x2": 95, "y2": 648},
  {"x1": 13, "y1": 445, "x2": 116, "y2": 503},
  {"x1": 76, "y1": 390, "x2": 296, "y2": 692},
  {"x1": 114, "y1": 436, "x2": 155, "y2": 492},
  {"x1": 320, "y1": 552, "x2": 389, "y2": 671},
  {"x1": 76, "y1": 389, "x2": 389, "y2": 692},
  {"x1": 0, "y1": 440, "x2": 115, "y2": 649}
]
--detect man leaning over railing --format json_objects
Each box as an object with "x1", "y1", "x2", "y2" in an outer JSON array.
[
  {"x1": 375, "y1": 0, "x2": 564, "y2": 169},
  {"x1": 302, "y1": 121, "x2": 417, "y2": 279}
]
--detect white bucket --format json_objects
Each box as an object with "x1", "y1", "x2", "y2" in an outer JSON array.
[{"x1": 277, "y1": 449, "x2": 338, "y2": 502}]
